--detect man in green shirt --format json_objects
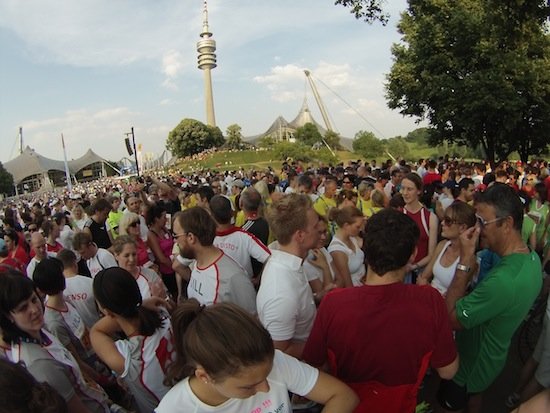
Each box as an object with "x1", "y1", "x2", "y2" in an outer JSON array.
[{"x1": 438, "y1": 184, "x2": 542, "y2": 413}]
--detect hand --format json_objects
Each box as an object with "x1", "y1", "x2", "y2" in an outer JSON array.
[
  {"x1": 308, "y1": 249, "x2": 328, "y2": 269},
  {"x1": 458, "y1": 225, "x2": 480, "y2": 260},
  {"x1": 417, "y1": 276, "x2": 428, "y2": 286},
  {"x1": 142, "y1": 296, "x2": 174, "y2": 313}
]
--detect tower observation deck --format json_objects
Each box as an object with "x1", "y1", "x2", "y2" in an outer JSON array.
[{"x1": 197, "y1": 0, "x2": 217, "y2": 127}]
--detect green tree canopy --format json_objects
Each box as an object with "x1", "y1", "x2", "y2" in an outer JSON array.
[
  {"x1": 324, "y1": 130, "x2": 342, "y2": 150},
  {"x1": 384, "y1": 136, "x2": 410, "y2": 159},
  {"x1": 352, "y1": 130, "x2": 386, "y2": 159},
  {"x1": 225, "y1": 124, "x2": 244, "y2": 150},
  {"x1": 386, "y1": 0, "x2": 550, "y2": 164},
  {"x1": 0, "y1": 162, "x2": 14, "y2": 195},
  {"x1": 166, "y1": 119, "x2": 224, "y2": 157},
  {"x1": 335, "y1": 0, "x2": 389, "y2": 24},
  {"x1": 294, "y1": 123, "x2": 323, "y2": 147}
]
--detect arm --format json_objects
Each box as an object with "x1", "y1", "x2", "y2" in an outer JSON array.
[
  {"x1": 273, "y1": 339, "x2": 306, "y2": 359},
  {"x1": 416, "y1": 212, "x2": 439, "y2": 268},
  {"x1": 89, "y1": 316, "x2": 125, "y2": 375},
  {"x1": 445, "y1": 226, "x2": 480, "y2": 330},
  {"x1": 308, "y1": 249, "x2": 337, "y2": 298},
  {"x1": 436, "y1": 356, "x2": 459, "y2": 380},
  {"x1": 66, "y1": 394, "x2": 95, "y2": 413},
  {"x1": 417, "y1": 241, "x2": 445, "y2": 285},
  {"x1": 529, "y1": 226, "x2": 537, "y2": 251},
  {"x1": 304, "y1": 370, "x2": 359, "y2": 413},
  {"x1": 330, "y1": 251, "x2": 353, "y2": 288}
]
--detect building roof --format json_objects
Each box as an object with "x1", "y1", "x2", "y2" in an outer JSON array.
[{"x1": 4, "y1": 146, "x2": 109, "y2": 184}]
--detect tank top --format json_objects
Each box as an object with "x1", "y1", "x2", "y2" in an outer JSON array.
[
  {"x1": 431, "y1": 241, "x2": 459, "y2": 296},
  {"x1": 151, "y1": 229, "x2": 174, "y2": 275},
  {"x1": 403, "y1": 206, "x2": 430, "y2": 264}
]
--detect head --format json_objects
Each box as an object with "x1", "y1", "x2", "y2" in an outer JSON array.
[
  {"x1": 315, "y1": 215, "x2": 329, "y2": 248},
  {"x1": 196, "y1": 185, "x2": 215, "y2": 208},
  {"x1": 341, "y1": 175, "x2": 355, "y2": 190},
  {"x1": 474, "y1": 183, "x2": 524, "y2": 252},
  {"x1": 93, "y1": 267, "x2": 162, "y2": 336},
  {"x1": 40, "y1": 220, "x2": 60, "y2": 240},
  {"x1": 534, "y1": 182, "x2": 547, "y2": 202},
  {"x1": 52, "y1": 212, "x2": 67, "y2": 229},
  {"x1": 240, "y1": 187, "x2": 262, "y2": 214},
  {"x1": 231, "y1": 180, "x2": 245, "y2": 195},
  {"x1": 336, "y1": 189, "x2": 358, "y2": 209},
  {"x1": 109, "y1": 196, "x2": 121, "y2": 211},
  {"x1": 30, "y1": 232, "x2": 47, "y2": 261},
  {"x1": 89, "y1": 198, "x2": 112, "y2": 223},
  {"x1": 297, "y1": 175, "x2": 314, "y2": 195},
  {"x1": 3, "y1": 230, "x2": 18, "y2": 251},
  {"x1": 71, "y1": 203, "x2": 85, "y2": 219},
  {"x1": 391, "y1": 168, "x2": 404, "y2": 185},
  {"x1": 56, "y1": 248, "x2": 78, "y2": 273},
  {"x1": 72, "y1": 232, "x2": 96, "y2": 260},
  {"x1": 440, "y1": 202, "x2": 477, "y2": 240},
  {"x1": 363, "y1": 209, "x2": 420, "y2": 276},
  {"x1": 357, "y1": 181, "x2": 375, "y2": 200},
  {"x1": 266, "y1": 193, "x2": 319, "y2": 249},
  {"x1": 112, "y1": 235, "x2": 137, "y2": 272},
  {"x1": 173, "y1": 207, "x2": 217, "y2": 259},
  {"x1": 400, "y1": 173, "x2": 423, "y2": 204},
  {"x1": 0, "y1": 359, "x2": 68, "y2": 413},
  {"x1": 209, "y1": 195, "x2": 233, "y2": 226},
  {"x1": 323, "y1": 178, "x2": 337, "y2": 198},
  {"x1": 33, "y1": 258, "x2": 65, "y2": 296},
  {"x1": 145, "y1": 204, "x2": 167, "y2": 228},
  {"x1": 328, "y1": 206, "x2": 364, "y2": 237},
  {"x1": 125, "y1": 195, "x2": 142, "y2": 214},
  {"x1": 167, "y1": 299, "x2": 274, "y2": 399},
  {"x1": 370, "y1": 189, "x2": 386, "y2": 208},
  {"x1": 458, "y1": 178, "x2": 475, "y2": 202},
  {"x1": 0, "y1": 271, "x2": 44, "y2": 343},
  {"x1": 118, "y1": 212, "x2": 141, "y2": 236}
]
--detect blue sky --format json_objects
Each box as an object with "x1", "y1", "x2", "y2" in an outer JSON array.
[{"x1": 0, "y1": 0, "x2": 422, "y2": 165}]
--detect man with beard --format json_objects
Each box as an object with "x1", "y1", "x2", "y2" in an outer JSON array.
[{"x1": 171, "y1": 206, "x2": 256, "y2": 314}]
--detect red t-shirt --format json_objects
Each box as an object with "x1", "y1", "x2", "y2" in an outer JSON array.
[
  {"x1": 302, "y1": 283, "x2": 457, "y2": 386},
  {"x1": 422, "y1": 172, "x2": 442, "y2": 186}
]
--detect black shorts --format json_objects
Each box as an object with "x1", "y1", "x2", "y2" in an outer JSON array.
[{"x1": 437, "y1": 379, "x2": 478, "y2": 411}]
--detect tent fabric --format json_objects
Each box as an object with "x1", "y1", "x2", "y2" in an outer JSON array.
[{"x1": 4, "y1": 146, "x2": 109, "y2": 184}]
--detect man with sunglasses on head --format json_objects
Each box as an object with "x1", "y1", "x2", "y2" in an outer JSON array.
[{"x1": 437, "y1": 183, "x2": 542, "y2": 413}]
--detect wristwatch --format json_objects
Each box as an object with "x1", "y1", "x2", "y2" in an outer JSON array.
[{"x1": 456, "y1": 263, "x2": 471, "y2": 272}]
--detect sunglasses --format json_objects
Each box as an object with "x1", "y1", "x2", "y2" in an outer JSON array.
[
  {"x1": 475, "y1": 214, "x2": 506, "y2": 228},
  {"x1": 441, "y1": 217, "x2": 458, "y2": 226}
]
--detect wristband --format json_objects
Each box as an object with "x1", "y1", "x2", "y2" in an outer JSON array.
[{"x1": 456, "y1": 263, "x2": 471, "y2": 272}]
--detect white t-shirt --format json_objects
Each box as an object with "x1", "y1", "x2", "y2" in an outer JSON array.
[
  {"x1": 64, "y1": 275, "x2": 101, "y2": 330},
  {"x1": 155, "y1": 350, "x2": 319, "y2": 413},
  {"x1": 115, "y1": 312, "x2": 175, "y2": 413},
  {"x1": 187, "y1": 251, "x2": 257, "y2": 314},
  {"x1": 328, "y1": 236, "x2": 366, "y2": 287},
  {"x1": 135, "y1": 266, "x2": 168, "y2": 300},
  {"x1": 303, "y1": 248, "x2": 336, "y2": 283},
  {"x1": 257, "y1": 250, "x2": 316, "y2": 342},
  {"x1": 87, "y1": 248, "x2": 118, "y2": 278},
  {"x1": 214, "y1": 227, "x2": 270, "y2": 278}
]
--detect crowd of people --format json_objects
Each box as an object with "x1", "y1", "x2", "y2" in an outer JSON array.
[{"x1": 0, "y1": 154, "x2": 549, "y2": 413}]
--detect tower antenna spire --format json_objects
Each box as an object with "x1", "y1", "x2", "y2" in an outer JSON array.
[{"x1": 197, "y1": 0, "x2": 217, "y2": 127}]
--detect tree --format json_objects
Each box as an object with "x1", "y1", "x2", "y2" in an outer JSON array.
[
  {"x1": 335, "y1": 0, "x2": 389, "y2": 25},
  {"x1": 272, "y1": 142, "x2": 313, "y2": 163},
  {"x1": 405, "y1": 128, "x2": 429, "y2": 145},
  {"x1": 225, "y1": 124, "x2": 244, "y2": 150},
  {"x1": 294, "y1": 123, "x2": 323, "y2": 147},
  {"x1": 386, "y1": 0, "x2": 550, "y2": 164},
  {"x1": 352, "y1": 130, "x2": 385, "y2": 159},
  {"x1": 166, "y1": 119, "x2": 224, "y2": 157},
  {"x1": 384, "y1": 137, "x2": 410, "y2": 159},
  {"x1": 324, "y1": 130, "x2": 342, "y2": 150},
  {"x1": 0, "y1": 162, "x2": 14, "y2": 195}
]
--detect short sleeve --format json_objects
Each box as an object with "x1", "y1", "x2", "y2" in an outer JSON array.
[
  {"x1": 27, "y1": 358, "x2": 76, "y2": 402},
  {"x1": 272, "y1": 350, "x2": 319, "y2": 396}
]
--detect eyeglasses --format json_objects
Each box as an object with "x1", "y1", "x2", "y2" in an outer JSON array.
[
  {"x1": 476, "y1": 214, "x2": 506, "y2": 228},
  {"x1": 171, "y1": 231, "x2": 190, "y2": 239},
  {"x1": 442, "y1": 217, "x2": 458, "y2": 226}
]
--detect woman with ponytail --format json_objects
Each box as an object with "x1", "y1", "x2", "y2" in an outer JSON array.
[
  {"x1": 90, "y1": 267, "x2": 174, "y2": 413},
  {"x1": 157, "y1": 299, "x2": 358, "y2": 413}
]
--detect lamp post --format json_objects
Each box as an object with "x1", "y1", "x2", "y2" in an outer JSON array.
[{"x1": 124, "y1": 127, "x2": 140, "y2": 177}]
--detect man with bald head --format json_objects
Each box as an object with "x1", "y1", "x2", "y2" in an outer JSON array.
[{"x1": 26, "y1": 232, "x2": 49, "y2": 278}]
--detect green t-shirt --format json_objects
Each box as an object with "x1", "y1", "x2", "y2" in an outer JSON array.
[
  {"x1": 454, "y1": 251, "x2": 542, "y2": 392},
  {"x1": 521, "y1": 214, "x2": 536, "y2": 244}
]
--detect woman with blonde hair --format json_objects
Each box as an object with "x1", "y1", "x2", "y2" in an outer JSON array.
[{"x1": 118, "y1": 212, "x2": 153, "y2": 268}]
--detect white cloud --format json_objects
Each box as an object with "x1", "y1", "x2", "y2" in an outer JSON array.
[{"x1": 159, "y1": 99, "x2": 173, "y2": 106}]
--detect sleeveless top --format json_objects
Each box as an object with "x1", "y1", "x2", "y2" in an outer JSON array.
[
  {"x1": 328, "y1": 236, "x2": 366, "y2": 286},
  {"x1": 403, "y1": 206, "x2": 430, "y2": 264},
  {"x1": 431, "y1": 241, "x2": 459, "y2": 296},
  {"x1": 150, "y1": 229, "x2": 174, "y2": 275}
]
